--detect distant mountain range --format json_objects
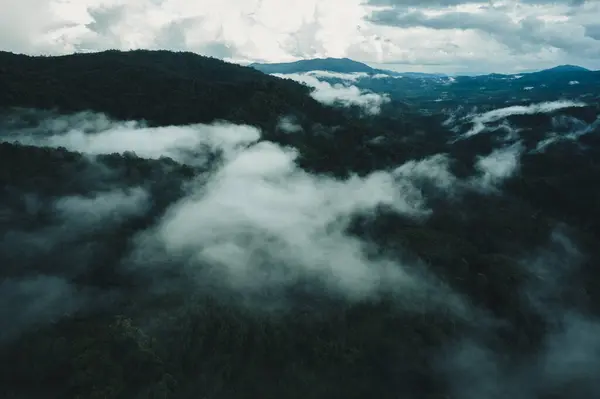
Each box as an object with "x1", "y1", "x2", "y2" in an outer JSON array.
[
  {"x1": 1, "y1": 50, "x2": 600, "y2": 399},
  {"x1": 250, "y1": 57, "x2": 600, "y2": 111},
  {"x1": 249, "y1": 58, "x2": 380, "y2": 75},
  {"x1": 249, "y1": 57, "x2": 594, "y2": 79},
  {"x1": 249, "y1": 57, "x2": 447, "y2": 79}
]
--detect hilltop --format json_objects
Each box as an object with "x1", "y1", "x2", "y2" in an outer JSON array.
[
  {"x1": 538, "y1": 64, "x2": 591, "y2": 73},
  {"x1": 249, "y1": 57, "x2": 382, "y2": 74},
  {"x1": 250, "y1": 57, "x2": 595, "y2": 79},
  {"x1": 1, "y1": 49, "x2": 600, "y2": 399},
  {"x1": 0, "y1": 50, "x2": 449, "y2": 176},
  {"x1": 250, "y1": 57, "x2": 600, "y2": 111},
  {"x1": 0, "y1": 50, "x2": 345, "y2": 129}
]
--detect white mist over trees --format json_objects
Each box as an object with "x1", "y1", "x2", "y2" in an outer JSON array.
[{"x1": 1, "y1": 50, "x2": 600, "y2": 399}]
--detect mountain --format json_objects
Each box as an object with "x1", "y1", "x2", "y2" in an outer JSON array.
[
  {"x1": 249, "y1": 57, "x2": 598, "y2": 113},
  {"x1": 249, "y1": 57, "x2": 449, "y2": 79},
  {"x1": 396, "y1": 71, "x2": 448, "y2": 78},
  {"x1": 251, "y1": 57, "x2": 594, "y2": 81},
  {"x1": 273, "y1": 59, "x2": 600, "y2": 112},
  {"x1": 1, "y1": 50, "x2": 600, "y2": 399},
  {"x1": 537, "y1": 64, "x2": 591, "y2": 73},
  {"x1": 0, "y1": 50, "x2": 449, "y2": 177},
  {"x1": 0, "y1": 50, "x2": 346, "y2": 129},
  {"x1": 249, "y1": 57, "x2": 382, "y2": 74}
]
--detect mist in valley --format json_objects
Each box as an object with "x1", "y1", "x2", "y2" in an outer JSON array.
[{"x1": 1, "y1": 49, "x2": 600, "y2": 398}]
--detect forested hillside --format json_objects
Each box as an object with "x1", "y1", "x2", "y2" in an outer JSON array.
[
  {"x1": 0, "y1": 50, "x2": 450, "y2": 177},
  {"x1": 1, "y1": 50, "x2": 600, "y2": 399},
  {"x1": 0, "y1": 50, "x2": 340, "y2": 128},
  {"x1": 257, "y1": 57, "x2": 600, "y2": 112}
]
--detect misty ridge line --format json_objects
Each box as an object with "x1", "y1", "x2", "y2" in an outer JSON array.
[
  {"x1": 1, "y1": 108, "x2": 600, "y2": 396},
  {"x1": 3, "y1": 50, "x2": 600, "y2": 399},
  {"x1": 440, "y1": 227, "x2": 600, "y2": 399},
  {"x1": 0, "y1": 108, "x2": 532, "y2": 325},
  {"x1": 1, "y1": 104, "x2": 592, "y2": 306},
  {"x1": 250, "y1": 58, "x2": 599, "y2": 79},
  {"x1": 534, "y1": 114, "x2": 600, "y2": 153},
  {"x1": 272, "y1": 72, "x2": 391, "y2": 115},
  {"x1": 451, "y1": 100, "x2": 588, "y2": 140},
  {"x1": 1, "y1": 103, "x2": 598, "y2": 294},
  {"x1": 0, "y1": 108, "x2": 527, "y2": 192},
  {"x1": 4, "y1": 102, "x2": 598, "y2": 223}
]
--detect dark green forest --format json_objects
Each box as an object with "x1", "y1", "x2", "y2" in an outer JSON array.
[
  {"x1": 253, "y1": 57, "x2": 600, "y2": 112},
  {"x1": 1, "y1": 50, "x2": 600, "y2": 399}
]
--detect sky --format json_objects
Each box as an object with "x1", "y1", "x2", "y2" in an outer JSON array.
[{"x1": 1, "y1": 0, "x2": 599, "y2": 74}]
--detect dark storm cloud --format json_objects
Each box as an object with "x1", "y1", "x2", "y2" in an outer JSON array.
[
  {"x1": 154, "y1": 17, "x2": 239, "y2": 59},
  {"x1": 368, "y1": 7, "x2": 599, "y2": 57},
  {"x1": 86, "y1": 6, "x2": 126, "y2": 37},
  {"x1": 585, "y1": 24, "x2": 600, "y2": 41},
  {"x1": 369, "y1": 9, "x2": 507, "y2": 31},
  {"x1": 366, "y1": 0, "x2": 481, "y2": 6},
  {"x1": 366, "y1": 0, "x2": 588, "y2": 6}
]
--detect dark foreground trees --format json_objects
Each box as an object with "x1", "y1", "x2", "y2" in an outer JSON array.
[{"x1": 1, "y1": 50, "x2": 600, "y2": 398}]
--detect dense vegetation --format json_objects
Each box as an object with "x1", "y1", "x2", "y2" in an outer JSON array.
[
  {"x1": 249, "y1": 57, "x2": 382, "y2": 75},
  {"x1": 0, "y1": 50, "x2": 450, "y2": 177},
  {"x1": 356, "y1": 68, "x2": 600, "y2": 112},
  {"x1": 252, "y1": 57, "x2": 600, "y2": 112},
  {"x1": 0, "y1": 50, "x2": 341, "y2": 129},
  {"x1": 1, "y1": 50, "x2": 600, "y2": 399}
]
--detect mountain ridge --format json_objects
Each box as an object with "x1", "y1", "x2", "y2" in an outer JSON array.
[
  {"x1": 249, "y1": 57, "x2": 376, "y2": 74},
  {"x1": 2, "y1": 48, "x2": 600, "y2": 399},
  {"x1": 0, "y1": 49, "x2": 348, "y2": 129},
  {"x1": 249, "y1": 57, "x2": 596, "y2": 78}
]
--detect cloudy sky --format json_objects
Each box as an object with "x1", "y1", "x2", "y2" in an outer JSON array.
[{"x1": 1, "y1": 0, "x2": 599, "y2": 74}]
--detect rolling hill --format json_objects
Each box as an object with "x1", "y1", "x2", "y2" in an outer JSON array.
[
  {"x1": 252, "y1": 57, "x2": 600, "y2": 112},
  {"x1": 1, "y1": 50, "x2": 600, "y2": 399},
  {"x1": 0, "y1": 50, "x2": 344, "y2": 129},
  {"x1": 249, "y1": 57, "x2": 381, "y2": 74}
]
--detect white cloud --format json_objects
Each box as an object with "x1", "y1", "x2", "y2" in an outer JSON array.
[
  {"x1": 127, "y1": 130, "x2": 524, "y2": 312},
  {"x1": 441, "y1": 228, "x2": 600, "y2": 399},
  {"x1": 274, "y1": 72, "x2": 390, "y2": 114},
  {"x1": 151, "y1": 145, "x2": 410, "y2": 298},
  {"x1": 393, "y1": 153, "x2": 459, "y2": 195},
  {"x1": 0, "y1": 0, "x2": 74, "y2": 54},
  {"x1": 534, "y1": 114, "x2": 600, "y2": 152},
  {"x1": 276, "y1": 115, "x2": 303, "y2": 133},
  {"x1": 0, "y1": 110, "x2": 474, "y2": 315},
  {"x1": 372, "y1": 73, "x2": 399, "y2": 78},
  {"x1": 365, "y1": 1, "x2": 600, "y2": 73},
  {"x1": 3, "y1": 0, "x2": 599, "y2": 74},
  {"x1": 1, "y1": 111, "x2": 261, "y2": 165},
  {"x1": 305, "y1": 70, "x2": 370, "y2": 81},
  {"x1": 1, "y1": 187, "x2": 151, "y2": 254},
  {"x1": 0, "y1": 186, "x2": 153, "y2": 318},
  {"x1": 460, "y1": 100, "x2": 588, "y2": 139},
  {"x1": 392, "y1": 147, "x2": 523, "y2": 196},
  {"x1": 0, "y1": 275, "x2": 85, "y2": 342},
  {"x1": 115, "y1": 125, "x2": 474, "y2": 314},
  {"x1": 54, "y1": 187, "x2": 150, "y2": 228},
  {"x1": 470, "y1": 142, "x2": 524, "y2": 193}
]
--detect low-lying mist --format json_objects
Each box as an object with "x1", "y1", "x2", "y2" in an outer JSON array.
[
  {"x1": 440, "y1": 228, "x2": 600, "y2": 399},
  {"x1": 450, "y1": 100, "x2": 589, "y2": 139},
  {"x1": 273, "y1": 72, "x2": 391, "y2": 115},
  {"x1": 1, "y1": 104, "x2": 600, "y2": 398},
  {"x1": 0, "y1": 109, "x2": 261, "y2": 165},
  {"x1": 0, "y1": 110, "x2": 473, "y2": 329}
]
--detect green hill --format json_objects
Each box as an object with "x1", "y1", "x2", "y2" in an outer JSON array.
[
  {"x1": 249, "y1": 57, "x2": 380, "y2": 74},
  {"x1": 1, "y1": 49, "x2": 600, "y2": 399},
  {"x1": 0, "y1": 50, "x2": 343, "y2": 129}
]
